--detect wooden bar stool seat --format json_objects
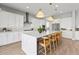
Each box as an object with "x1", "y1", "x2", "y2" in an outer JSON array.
[{"x1": 39, "y1": 39, "x2": 50, "y2": 47}]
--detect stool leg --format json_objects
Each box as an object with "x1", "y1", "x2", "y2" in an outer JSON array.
[
  {"x1": 50, "y1": 43, "x2": 52, "y2": 54},
  {"x1": 55, "y1": 40, "x2": 58, "y2": 48},
  {"x1": 53, "y1": 41, "x2": 56, "y2": 51},
  {"x1": 44, "y1": 47, "x2": 47, "y2": 55}
]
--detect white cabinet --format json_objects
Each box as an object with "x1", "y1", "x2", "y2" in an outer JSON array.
[
  {"x1": 7, "y1": 32, "x2": 19, "y2": 44},
  {"x1": 0, "y1": 10, "x2": 24, "y2": 29},
  {"x1": 15, "y1": 14, "x2": 24, "y2": 29},
  {"x1": 8, "y1": 12, "x2": 16, "y2": 28},
  {"x1": 18, "y1": 32, "x2": 22, "y2": 41},
  {"x1": 19, "y1": 15, "x2": 23, "y2": 28},
  {"x1": 15, "y1": 14, "x2": 20, "y2": 28},
  {"x1": 0, "y1": 32, "x2": 20, "y2": 46},
  {"x1": 75, "y1": 31, "x2": 79, "y2": 40},
  {"x1": 0, "y1": 11, "x2": 9, "y2": 28},
  {"x1": 0, "y1": 33, "x2": 8, "y2": 46},
  {"x1": 0, "y1": 10, "x2": 23, "y2": 46},
  {"x1": 12, "y1": 32, "x2": 19, "y2": 42},
  {"x1": 62, "y1": 30, "x2": 72, "y2": 39},
  {"x1": 7, "y1": 32, "x2": 14, "y2": 44}
]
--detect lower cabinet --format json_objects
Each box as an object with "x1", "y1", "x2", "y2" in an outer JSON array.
[
  {"x1": 7, "y1": 32, "x2": 19, "y2": 44},
  {"x1": 75, "y1": 31, "x2": 79, "y2": 40},
  {"x1": 0, "y1": 33, "x2": 8, "y2": 46},
  {"x1": 0, "y1": 32, "x2": 20, "y2": 46},
  {"x1": 61, "y1": 30, "x2": 73, "y2": 39},
  {"x1": 62, "y1": 31, "x2": 79, "y2": 40}
]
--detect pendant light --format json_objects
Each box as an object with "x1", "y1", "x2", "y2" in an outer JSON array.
[
  {"x1": 47, "y1": 16, "x2": 54, "y2": 22},
  {"x1": 47, "y1": 3, "x2": 58, "y2": 22},
  {"x1": 35, "y1": 9, "x2": 45, "y2": 19}
]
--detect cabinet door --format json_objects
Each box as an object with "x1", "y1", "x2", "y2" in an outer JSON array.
[
  {"x1": 0, "y1": 11, "x2": 9, "y2": 28},
  {"x1": 15, "y1": 14, "x2": 23, "y2": 29},
  {"x1": 0, "y1": 33, "x2": 7, "y2": 46},
  {"x1": 18, "y1": 32, "x2": 21, "y2": 41},
  {"x1": 12, "y1": 32, "x2": 19, "y2": 42},
  {"x1": 0, "y1": 33, "x2": 4, "y2": 46},
  {"x1": 0, "y1": 11, "x2": 16, "y2": 28},
  {"x1": 19, "y1": 15, "x2": 23, "y2": 28},
  {"x1": 15, "y1": 14, "x2": 19, "y2": 29},
  {"x1": 62, "y1": 30, "x2": 72, "y2": 39},
  {"x1": 8, "y1": 13, "x2": 15, "y2": 28},
  {"x1": 7, "y1": 32, "x2": 14, "y2": 44},
  {"x1": 75, "y1": 32, "x2": 79, "y2": 40},
  {"x1": 7, "y1": 32, "x2": 19, "y2": 44}
]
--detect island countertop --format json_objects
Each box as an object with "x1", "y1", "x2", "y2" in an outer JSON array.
[{"x1": 23, "y1": 30, "x2": 60, "y2": 38}]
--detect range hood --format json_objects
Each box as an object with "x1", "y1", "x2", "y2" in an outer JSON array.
[{"x1": 24, "y1": 12, "x2": 32, "y2": 24}]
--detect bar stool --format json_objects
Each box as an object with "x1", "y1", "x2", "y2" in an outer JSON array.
[
  {"x1": 39, "y1": 36, "x2": 51, "y2": 55},
  {"x1": 47, "y1": 34, "x2": 52, "y2": 54},
  {"x1": 51, "y1": 33, "x2": 57, "y2": 51},
  {"x1": 55, "y1": 32, "x2": 62, "y2": 45}
]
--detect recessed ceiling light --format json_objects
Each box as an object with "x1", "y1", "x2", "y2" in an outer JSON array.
[
  {"x1": 55, "y1": 5, "x2": 59, "y2": 8},
  {"x1": 26, "y1": 6, "x2": 30, "y2": 9},
  {"x1": 60, "y1": 11, "x2": 63, "y2": 13}
]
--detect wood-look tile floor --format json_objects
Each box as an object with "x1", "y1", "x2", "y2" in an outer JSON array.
[
  {"x1": 0, "y1": 41, "x2": 25, "y2": 55},
  {"x1": 0, "y1": 38, "x2": 79, "y2": 55},
  {"x1": 53, "y1": 38, "x2": 79, "y2": 55}
]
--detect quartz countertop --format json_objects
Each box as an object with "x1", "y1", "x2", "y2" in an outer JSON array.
[
  {"x1": 0, "y1": 30, "x2": 23, "y2": 33},
  {"x1": 23, "y1": 30, "x2": 60, "y2": 38}
]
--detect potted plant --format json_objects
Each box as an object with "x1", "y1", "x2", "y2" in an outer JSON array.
[{"x1": 37, "y1": 26, "x2": 43, "y2": 33}]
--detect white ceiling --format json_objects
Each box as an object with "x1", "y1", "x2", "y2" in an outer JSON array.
[{"x1": 1, "y1": 3, "x2": 79, "y2": 16}]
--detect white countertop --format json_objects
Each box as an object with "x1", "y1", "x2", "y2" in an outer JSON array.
[{"x1": 23, "y1": 30, "x2": 60, "y2": 38}]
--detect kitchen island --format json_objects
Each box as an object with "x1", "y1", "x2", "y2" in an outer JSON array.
[{"x1": 21, "y1": 30, "x2": 60, "y2": 55}]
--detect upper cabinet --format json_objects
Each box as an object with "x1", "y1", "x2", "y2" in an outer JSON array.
[
  {"x1": 0, "y1": 11, "x2": 9, "y2": 27},
  {"x1": 15, "y1": 14, "x2": 23, "y2": 29},
  {"x1": 8, "y1": 12, "x2": 16, "y2": 28},
  {"x1": 0, "y1": 10, "x2": 24, "y2": 30}
]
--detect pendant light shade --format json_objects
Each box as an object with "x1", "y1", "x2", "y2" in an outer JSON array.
[
  {"x1": 47, "y1": 16, "x2": 54, "y2": 22},
  {"x1": 35, "y1": 9, "x2": 45, "y2": 19}
]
